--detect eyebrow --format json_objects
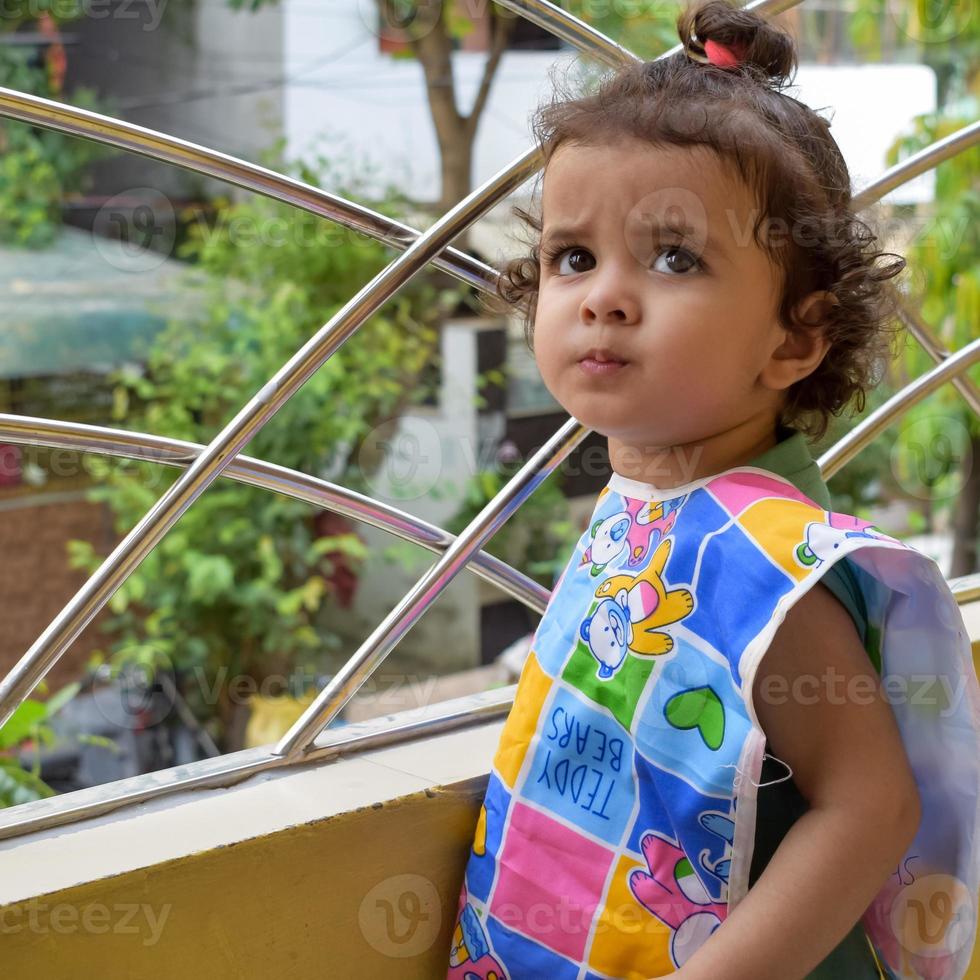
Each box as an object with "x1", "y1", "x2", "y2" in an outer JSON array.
[
  {"x1": 540, "y1": 223, "x2": 590, "y2": 246},
  {"x1": 541, "y1": 218, "x2": 726, "y2": 258}
]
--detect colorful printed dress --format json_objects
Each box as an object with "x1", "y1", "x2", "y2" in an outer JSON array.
[{"x1": 447, "y1": 463, "x2": 980, "y2": 980}]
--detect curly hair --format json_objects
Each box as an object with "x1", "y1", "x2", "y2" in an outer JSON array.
[{"x1": 480, "y1": 0, "x2": 907, "y2": 443}]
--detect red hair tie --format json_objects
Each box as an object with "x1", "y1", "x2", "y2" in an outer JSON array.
[{"x1": 704, "y1": 38, "x2": 748, "y2": 69}]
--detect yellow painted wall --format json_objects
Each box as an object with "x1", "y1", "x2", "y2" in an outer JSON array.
[{"x1": 0, "y1": 779, "x2": 487, "y2": 979}]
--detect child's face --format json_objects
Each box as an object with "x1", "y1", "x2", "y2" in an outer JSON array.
[{"x1": 534, "y1": 138, "x2": 792, "y2": 457}]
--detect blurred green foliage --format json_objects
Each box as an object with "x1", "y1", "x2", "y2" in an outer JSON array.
[
  {"x1": 69, "y1": 147, "x2": 468, "y2": 739},
  {"x1": 0, "y1": 8, "x2": 107, "y2": 247}
]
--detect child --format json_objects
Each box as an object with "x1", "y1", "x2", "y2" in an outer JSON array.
[{"x1": 446, "y1": 1, "x2": 980, "y2": 978}]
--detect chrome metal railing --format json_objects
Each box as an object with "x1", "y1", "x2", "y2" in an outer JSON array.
[
  {"x1": 819, "y1": 339, "x2": 980, "y2": 478},
  {"x1": 0, "y1": 0, "x2": 977, "y2": 838},
  {"x1": 0, "y1": 417, "x2": 551, "y2": 614}
]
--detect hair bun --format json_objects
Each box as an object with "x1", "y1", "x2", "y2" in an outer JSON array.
[{"x1": 677, "y1": 0, "x2": 797, "y2": 87}]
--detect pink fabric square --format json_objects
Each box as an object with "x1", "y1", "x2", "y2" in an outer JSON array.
[
  {"x1": 490, "y1": 802, "x2": 614, "y2": 961},
  {"x1": 707, "y1": 471, "x2": 816, "y2": 516}
]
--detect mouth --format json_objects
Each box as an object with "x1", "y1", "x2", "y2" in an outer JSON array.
[{"x1": 578, "y1": 348, "x2": 629, "y2": 376}]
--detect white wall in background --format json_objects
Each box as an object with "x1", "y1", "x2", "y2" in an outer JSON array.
[{"x1": 283, "y1": 0, "x2": 936, "y2": 214}]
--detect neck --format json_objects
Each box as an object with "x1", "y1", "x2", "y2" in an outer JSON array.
[{"x1": 607, "y1": 413, "x2": 782, "y2": 491}]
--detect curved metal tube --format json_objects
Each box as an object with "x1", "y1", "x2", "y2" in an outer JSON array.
[
  {"x1": 0, "y1": 415, "x2": 550, "y2": 614},
  {"x1": 0, "y1": 87, "x2": 500, "y2": 296},
  {"x1": 0, "y1": 2, "x2": 970, "y2": 267},
  {"x1": 818, "y1": 338, "x2": 980, "y2": 479},
  {"x1": 493, "y1": 0, "x2": 803, "y2": 68},
  {"x1": 0, "y1": 0, "x2": 800, "y2": 736},
  {"x1": 852, "y1": 119, "x2": 980, "y2": 212},
  {"x1": 893, "y1": 299, "x2": 980, "y2": 417},
  {"x1": 0, "y1": 0, "x2": 975, "y2": 791},
  {"x1": 268, "y1": 0, "x2": 808, "y2": 758},
  {"x1": 492, "y1": 0, "x2": 640, "y2": 66},
  {"x1": 0, "y1": 567, "x2": 976, "y2": 840},
  {"x1": 0, "y1": 147, "x2": 544, "y2": 732},
  {"x1": 0, "y1": 685, "x2": 518, "y2": 843},
  {"x1": 273, "y1": 416, "x2": 589, "y2": 758}
]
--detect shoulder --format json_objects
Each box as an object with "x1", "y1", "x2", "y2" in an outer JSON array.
[
  {"x1": 752, "y1": 580, "x2": 919, "y2": 815},
  {"x1": 754, "y1": 580, "x2": 869, "y2": 697},
  {"x1": 779, "y1": 578, "x2": 860, "y2": 641}
]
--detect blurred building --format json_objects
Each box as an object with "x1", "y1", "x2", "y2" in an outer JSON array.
[{"x1": 0, "y1": 228, "x2": 207, "y2": 687}]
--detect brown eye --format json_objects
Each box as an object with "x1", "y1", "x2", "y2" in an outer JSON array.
[
  {"x1": 653, "y1": 246, "x2": 701, "y2": 275},
  {"x1": 557, "y1": 248, "x2": 595, "y2": 275}
]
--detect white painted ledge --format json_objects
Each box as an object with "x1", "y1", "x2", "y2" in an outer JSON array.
[{"x1": 0, "y1": 715, "x2": 503, "y2": 907}]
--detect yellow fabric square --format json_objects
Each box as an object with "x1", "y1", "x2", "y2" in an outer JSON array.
[
  {"x1": 492, "y1": 650, "x2": 551, "y2": 788},
  {"x1": 588, "y1": 855, "x2": 674, "y2": 978},
  {"x1": 738, "y1": 498, "x2": 825, "y2": 582}
]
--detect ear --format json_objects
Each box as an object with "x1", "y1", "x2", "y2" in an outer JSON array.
[{"x1": 760, "y1": 290, "x2": 838, "y2": 392}]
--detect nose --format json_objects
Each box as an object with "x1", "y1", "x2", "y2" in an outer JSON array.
[{"x1": 579, "y1": 267, "x2": 641, "y2": 326}]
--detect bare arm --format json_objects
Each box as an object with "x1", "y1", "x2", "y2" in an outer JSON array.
[{"x1": 670, "y1": 581, "x2": 921, "y2": 980}]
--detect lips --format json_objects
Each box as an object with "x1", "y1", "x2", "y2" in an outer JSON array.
[
  {"x1": 578, "y1": 350, "x2": 629, "y2": 377},
  {"x1": 579, "y1": 347, "x2": 628, "y2": 364}
]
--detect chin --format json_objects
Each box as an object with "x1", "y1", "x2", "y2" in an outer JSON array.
[
  {"x1": 560, "y1": 403, "x2": 607, "y2": 430},
  {"x1": 563, "y1": 402, "x2": 638, "y2": 437}
]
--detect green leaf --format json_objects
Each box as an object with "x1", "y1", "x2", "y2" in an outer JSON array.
[
  {"x1": 186, "y1": 555, "x2": 236, "y2": 604},
  {"x1": 309, "y1": 533, "x2": 368, "y2": 560},
  {"x1": 42, "y1": 682, "x2": 81, "y2": 721},
  {"x1": 0, "y1": 700, "x2": 47, "y2": 750},
  {"x1": 0, "y1": 761, "x2": 55, "y2": 808},
  {"x1": 76, "y1": 734, "x2": 123, "y2": 754}
]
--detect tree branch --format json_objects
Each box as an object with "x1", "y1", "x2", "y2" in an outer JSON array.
[{"x1": 465, "y1": 9, "x2": 516, "y2": 140}]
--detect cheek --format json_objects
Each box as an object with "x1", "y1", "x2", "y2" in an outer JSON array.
[
  {"x1": 529, "y1": 299, "x2": 569, "y2": 370},
  {"x1": 532, "y1": 327, "x2": 563, "y2": 383}
]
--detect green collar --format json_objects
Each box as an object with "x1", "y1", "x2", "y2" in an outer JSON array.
[{"x1": 746, "y1": 425, "x2": 831, "y2": 510}]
